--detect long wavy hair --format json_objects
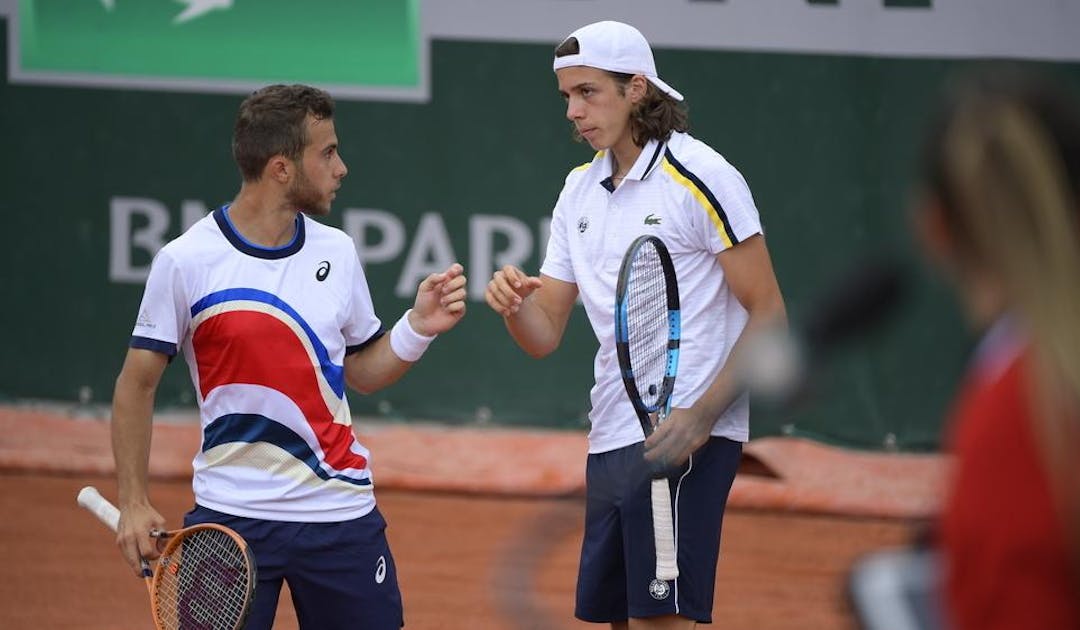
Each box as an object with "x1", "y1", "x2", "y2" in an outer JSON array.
[
  {"x1": 555, "y1": 37, "x2": 689, "y2": 146},
  {"x1": 923, "y1": 68, "x2": 1080, "y2": 579}
]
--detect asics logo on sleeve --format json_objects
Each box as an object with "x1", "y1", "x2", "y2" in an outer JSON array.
[{"x1": 316, "y1": 261, "x2": 331, "y2": 281}]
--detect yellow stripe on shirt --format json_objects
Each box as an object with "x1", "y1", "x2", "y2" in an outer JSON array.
[
  {"x1": 572, "y1": 151, "x2": 604, "y2": 173},
  {"x1": 661, "y1": 158, "x2": 734, "y2": 249}
]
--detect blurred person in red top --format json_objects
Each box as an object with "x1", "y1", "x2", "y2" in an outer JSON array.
[{"x1": 914, "y1": 68, "x2": 1080, "y2": 629}]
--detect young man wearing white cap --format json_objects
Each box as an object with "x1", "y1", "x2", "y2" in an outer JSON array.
[{"x1": 484, "y1": 20, "x2": 786, "y2": 629}]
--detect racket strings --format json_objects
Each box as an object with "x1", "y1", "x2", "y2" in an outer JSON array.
[
  {"x1": 625, "y1": 244, "x2": 671, "y2": 409},
  {"x1": 155, "y1": 529, "x2": 252, "y2": 630}
]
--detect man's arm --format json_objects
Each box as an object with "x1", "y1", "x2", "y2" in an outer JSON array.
[
  {"x1": 485, "y1": 266, "x2": 579, "y2": 358},
  {"x1": 644, "y1": 234, "x2": 787, "y2": 467},
  {"x1": 344, "y1": 335, "x2": 412, "y2": 395},
  {"x1": 345, "y1": 263, "x2": 467, "y2": 393},
  {"x1": 111, "y1": 347, "x2": 169, "y2": 575}
]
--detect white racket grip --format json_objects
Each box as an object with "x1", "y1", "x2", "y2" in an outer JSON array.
[
  {"x1": 77, "y1": 486, "x2": 121, "y2": 532},
  {"x1": 651, "y1": 478, "x2": 679, "y2": 580}
]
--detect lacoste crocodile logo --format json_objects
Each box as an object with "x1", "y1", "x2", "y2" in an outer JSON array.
[{"x1": 644, "y1": 214, "x2": 662, "y2": 225}]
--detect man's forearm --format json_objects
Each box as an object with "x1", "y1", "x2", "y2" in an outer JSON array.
[
  {"x1": 690, "y1": 300, "x2": 788, "y2": 425},
  {"x1": 345, "y1": 334, "x2": 414, "y2": 395},
  {"x1": 504, "y1": 296, "x2": 563, "y2": 359},
  {"x1": 111, "y1": 376, "x2": 156, "y2": 507}
]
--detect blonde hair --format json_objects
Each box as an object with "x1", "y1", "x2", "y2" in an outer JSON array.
[{"x1": 929, "y1": 70, "x2": 1080, "y2": 574}]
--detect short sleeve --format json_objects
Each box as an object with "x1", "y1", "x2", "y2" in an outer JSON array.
[
  {"x1": 129, "y1": 249, "x2": 189, "y2": 356},
  {"x1": 690, "y1": 160, "x2": 763, "y2": 255},
  {"x1": 342, "y1": 253, "x2": 384, "y2": 355},
  {"x1": 539, "y1": 188, "x2": 575, "y2": 283}
]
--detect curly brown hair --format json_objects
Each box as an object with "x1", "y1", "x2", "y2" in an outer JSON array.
[{"x1": 555, "y1": 37, "x2": 688, "y2": 146}]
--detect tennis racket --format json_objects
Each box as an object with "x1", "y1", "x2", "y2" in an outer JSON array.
[
  {"x1": 77, "y1": 486, "x2": 257, "y2": 630},
  {"x1": 614, "y1": 234, "x2": 681, "y2": 582}
]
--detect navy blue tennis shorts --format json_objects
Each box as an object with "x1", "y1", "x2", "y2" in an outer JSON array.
[
  {"x1": 184, "y1": 504, "x2": 403, "y2": 630},
  {"x1": 575, "y1": 436, "x2": 742, "y2": 624}
]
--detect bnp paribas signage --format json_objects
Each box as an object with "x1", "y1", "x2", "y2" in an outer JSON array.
[{"x1": 11, "y1": 0, "x2": 424, "y2": 100}]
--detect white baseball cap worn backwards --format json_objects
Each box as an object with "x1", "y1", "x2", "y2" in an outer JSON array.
[{"x1": 553, "y1": 20, "x2": 684, "y2": 102}]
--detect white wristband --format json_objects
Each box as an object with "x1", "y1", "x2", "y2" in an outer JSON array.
[{"x1": 389, "y1": 309, "x2": 436, "y2": 362}]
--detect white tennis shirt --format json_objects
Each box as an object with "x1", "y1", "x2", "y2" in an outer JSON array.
[
  {"x1": 540, "y1": 132, "x2": 763, "y2": 453},
  {"x1": 131, "y1": 207, "x2": 384, "y2": 521}
]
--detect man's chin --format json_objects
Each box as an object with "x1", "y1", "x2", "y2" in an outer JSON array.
[{"x1": 587, "y1": 137, "x2": 611, "y2": 151}]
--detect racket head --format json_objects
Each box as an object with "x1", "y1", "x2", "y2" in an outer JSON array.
[
  {"x1": 614, "y1": 235, "x2": 681, "y2": 435},
  {"x1": 150, "y1": 523, "x2": 257, "y2": 630}
]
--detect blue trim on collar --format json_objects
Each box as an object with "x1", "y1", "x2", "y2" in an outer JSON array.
[{"x1": 213, "y1": 205, "x2": 305, "y2": 259}]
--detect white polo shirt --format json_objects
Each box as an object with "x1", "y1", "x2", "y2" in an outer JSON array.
[{"x1": 540, "y1": 131, "x2": 763, "y2": 453}]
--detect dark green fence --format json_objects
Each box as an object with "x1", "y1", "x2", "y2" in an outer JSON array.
[{"x1": 4, "y1": 16, "x2": 1079, "y2": 450}]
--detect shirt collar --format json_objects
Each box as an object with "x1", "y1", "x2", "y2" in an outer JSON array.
[
  {"x1": 599, "y1": 139, "x2": 666, "y2": 191},
  {"x1": 971, "y1": 313, "x2": 1026, "y2": 382},
  {"x1": 214, "y1": 205, "x2": 306, "y2": 260}
]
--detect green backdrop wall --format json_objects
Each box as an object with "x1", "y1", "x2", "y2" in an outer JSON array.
[{"x1": 3, "y1": 16, "x2": 1079, "y2": 450}]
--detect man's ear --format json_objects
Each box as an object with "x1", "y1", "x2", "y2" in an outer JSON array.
[
  {"x1": 628, "y1": 74, "x2": 649, "y2": 104},
  {"x1": 264, "y1": 155, "x2": 291, "y2": 184}
]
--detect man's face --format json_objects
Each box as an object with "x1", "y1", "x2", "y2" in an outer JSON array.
[
  {"x1": 287, "y1": 115, "x2": 347, "y2": 216},
  {"x1": 556, "y1": 66, "x2": 636, "y2": 153}
]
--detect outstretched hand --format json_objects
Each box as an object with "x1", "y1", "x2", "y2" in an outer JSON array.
[
  {"x1": 410, "y1": 263, "x2": 467, "y2": 335},
  {"x1": 485, "y1": 265, "x2": 544, "y2": 317}
]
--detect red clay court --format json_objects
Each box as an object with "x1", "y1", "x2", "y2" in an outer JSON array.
[{"x1": 0, "y1": 406, "x2": 945, "y2": 629}]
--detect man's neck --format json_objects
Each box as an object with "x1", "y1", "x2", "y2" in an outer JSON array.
[
  {"x1": 227, "y1": 184, "x2": 299, "y2": 248},
  {"x1": 609, "y1": 140, "x2": 644, "y2": 181}
]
